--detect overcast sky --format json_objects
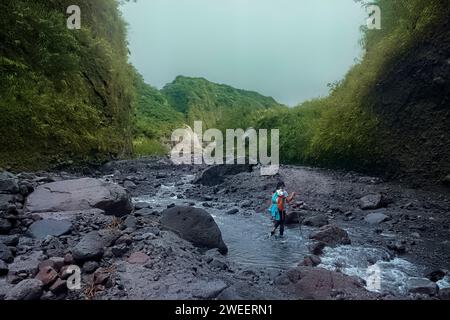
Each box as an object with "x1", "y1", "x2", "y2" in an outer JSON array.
[{"x1": 121, "y1": 0, "x2": 367, "y2": 106}]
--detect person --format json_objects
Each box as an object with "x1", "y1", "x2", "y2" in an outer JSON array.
[{"x1": 269, "y1": 181, "x2": 296, "y2": 237}]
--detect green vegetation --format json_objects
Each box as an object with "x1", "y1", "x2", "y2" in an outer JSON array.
[
  {"x1": 1, "y1": 0, "x2": 447, "y2": 179},
  {"x1": 253, "y1": 0, "x2": 449, "y2": 173},
  {"x1": 0, "y1": 0, "x2": 134, "y2": 169},
  {"x1": 162, "y1": 76, "x2": 284, "y2": 131},
  {"x1": 131, "y1": 70, "x2": 184, "y2": 156}
]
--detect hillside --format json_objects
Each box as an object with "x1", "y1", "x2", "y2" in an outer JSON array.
[
  {"x1": 161, "y1": 76, "x2": 285, "y2": 130},
  {"x1": 0, "y1": 0, "x2": 134, "y2": 170},
  {"x1": 254, "y1": 0, "x2": 450, "y2": 184}
]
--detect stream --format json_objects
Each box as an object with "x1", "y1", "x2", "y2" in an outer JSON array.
[{"x1": 133, "y1": 174, "x2": 448, "y2": 296}]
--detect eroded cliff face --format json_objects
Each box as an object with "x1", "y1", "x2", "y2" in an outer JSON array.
[{"x1": 371, "y1": 22, "x2": 450, "y2": 184}]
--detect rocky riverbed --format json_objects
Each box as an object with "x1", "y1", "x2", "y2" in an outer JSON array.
[{"x1": 0, "y1": 157, "x2": 450, "y2": 300}]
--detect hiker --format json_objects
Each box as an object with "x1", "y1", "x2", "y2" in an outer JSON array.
[{"x1": 270, "y1": 181, "x2": 296, "y2": 237}]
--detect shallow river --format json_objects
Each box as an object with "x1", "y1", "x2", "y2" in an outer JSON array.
[{"x1": 134, "y1": 175, "x2": 450, "y2": 296}]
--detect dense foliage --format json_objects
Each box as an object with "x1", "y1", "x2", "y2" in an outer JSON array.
[
  {"x1": 0, "y1": 0, "x2": 134, "y2": 169},
  {"x1": 253, "y1": 0, "x2": 449, "y2": 174},
  {"x1": 162, "y1": 76, "x2": 284, "y2": 131}
]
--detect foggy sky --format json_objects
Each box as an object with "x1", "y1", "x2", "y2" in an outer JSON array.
[{"x1": 121, "y1": 0, "x2": 367, "y2": 106}]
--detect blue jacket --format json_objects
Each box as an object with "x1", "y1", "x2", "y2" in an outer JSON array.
[{"x1": 269, "y1": 191, "x2": 287, "y2": 221}]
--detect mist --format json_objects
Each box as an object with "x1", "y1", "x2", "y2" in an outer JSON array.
[{"x1": 121, "y1": 0, "x2": 367, "y2": 106}]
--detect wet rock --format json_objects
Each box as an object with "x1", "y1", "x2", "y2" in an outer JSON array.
[
  {"x1": 303, "y1": 214, "x2": 329, "y2": 227},
  {"x1": 28, "y1": 219, "x2": 72, "y2": 239},
  {"x1": 0, "y1": 218, "x2": 12, "y2": 234},
  {"x1": 5, "y1": 279, "x2": 43, "y2": 300},
  {"x1": 0, "y1": 242, "x2": 14, "y2": 263},
  {"x1": 225, "y1": 208, "x2": 239, "y2": 215},
  {"x1": 134, "y1": 208, "x2": 160, "y2": 217},
  {"x1": 160, "y1": 206, "x2": 228, "y2": 254},
  {"x1": 309, "y1": 225, "x2": 351, "y2": 247},
  {"x1": 300, "y1": 255, "x2": 322, "y2": 267},
  {"x1": 275, "y1": 267, "x2": 373, "y2": 300},
  {"x1": 407, "y1": 277, "x2": 438, "y2": 295},
  {"x1": 308, "y1": 242, "x2": 326, "y2": 255},
  {"x1": 0, "y1": 171, "x2": 19, "y2": 194},
  {"x1": 82, "y1": 261, "x2": 99, "y2": 274},
  {"x1": 387, "y1": 241, "x2": 406, "y2": 253},
  {"x1": 359, "y1": 193, "x2": 389, "y2": 210},
  {"x1": 364, "y1": 212, "x2": 390, "y2": 225},
  {"x1": 0, "y1": 259, "x2": 8, "y2": 275},
  {"x1": 127, "y1": 252, "x2": 149, "y2": 264},
  {"x1": 35, "y1": 266, "x2": 58, "y2": 287},
  {"x1": 425, "y1": 269, "x2": 448, "y2": 282},
  {"x1": 25, "y1": 178, "x2": 132, "y2": 217},
  {"x1": 194, "y1": 164, "x2": 253, "y2": 186},
  {"x1": 72, "y1": 229, "x2": 121, "y2": 262}
]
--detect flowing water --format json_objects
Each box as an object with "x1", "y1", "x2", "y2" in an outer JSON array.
[{"x1": 133, "y1": 175, "x2": 437, "y2": 296}]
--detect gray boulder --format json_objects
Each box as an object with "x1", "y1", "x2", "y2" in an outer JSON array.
[
  {"x1": 0, "y1": 218, "x2": 13, "y2": 234},
  {"x1": 28, "y1": 219, "x2": 72, "y2": 239},
  {"x1": 359, "y1": 193, "x2": 389, "y2": 210},
  {"x1": 275, "y1": 266, "x2": 374, "y2": 300},
  {"x1": 0, "y1": 171, "x2": 19, "y2": 194},
  {"x1": 309, "y1": 225, "x2": 351, "y2": 247},
  {"x1": 364, "y1": 212, "x2": 390, "y2": 225},
  {"x1": 407, "y1": 277, "x2": 439, "y2": 295},
  {"x1": 5, "y1": 279, "x2": 43, "y2": 300},
  {"x1": 72, "y1": 229, "x2": 121, "y2": 262},
  {"x1": 25, "y1": 178, "x2": 132, "y2": 216},
  {"x1": 161, "y1": 206, "x2": 228, "y2": 254}
]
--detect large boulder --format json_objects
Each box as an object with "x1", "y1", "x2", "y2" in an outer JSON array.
[
  {"x1": 25, "y1": 178, "x2": 132, "y2": 216},
  {"x1": 275, "y1": 266, "x2": 375, "y2": 300},
  {"x1": 160, "y1": 206, "x2": 228, "y2": 254},
  {"x1": 309, "y1": 225, "x2": 351, "y2": 247},
  {"x1": 28, "y1": 219, "x2": 73, "y2": 239},
  {"x1": 72, "y1": 229, "x2": 121, "y2": 262},
  {"x1": 194, "y1": 164, "x2": 253, "y2": 186},
  {"x1": 5, "y1": 279, "x2": 43, "y2": 300},
  {"x1": 0, "y1": 171, "x2": 19, "y2": 194},
  {"x1": 407, "y1": 277, "x2": 439, "y2": 295}
]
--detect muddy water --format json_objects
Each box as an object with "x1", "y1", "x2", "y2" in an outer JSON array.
[{"x1": 134, "y1": 175, "x2": 428, "y2": 296}]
